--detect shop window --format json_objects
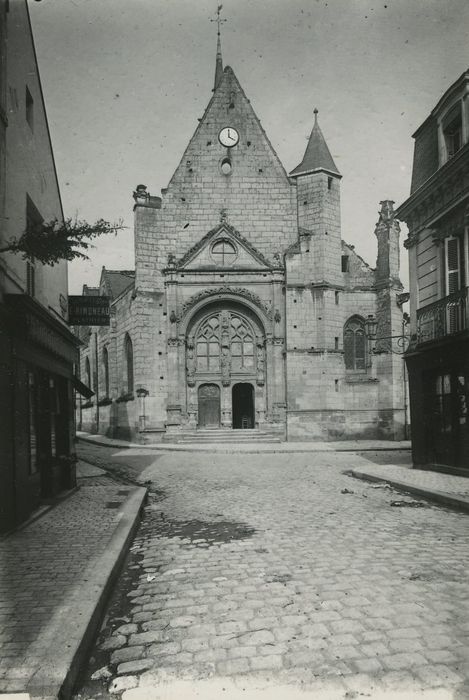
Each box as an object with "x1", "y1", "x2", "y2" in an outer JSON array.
[
  {"x1": 27, "y1": 371, "x2": 38, "y2": 474},
  {"x1": 344, "y1": 316, "x2": 366, "y2": 371},
  {"x1": 124, "y1": 334, "x2": 134, "y2": 394},
  {"x1": 103, "y1": 346, "x2": 110, "y2": 398},
  {"x1": 49, "y1": 378, "x2": 57, "y2": 458}
]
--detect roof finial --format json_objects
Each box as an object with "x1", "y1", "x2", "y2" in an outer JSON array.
[
  {"x1": 313, "y1": 108, "x2": 319, "y2": 124},
  {"x1": 211, "y1": 4, "x2": 226, "y2": 91}
]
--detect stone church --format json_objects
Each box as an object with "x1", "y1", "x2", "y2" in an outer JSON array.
[{"x1": 77, "y1": 33, "x2": 406, "y2": 443}]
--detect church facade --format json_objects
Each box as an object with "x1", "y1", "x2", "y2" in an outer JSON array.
[{"x1": 77, "y1": 44, "x2": 406, "y2": 443}]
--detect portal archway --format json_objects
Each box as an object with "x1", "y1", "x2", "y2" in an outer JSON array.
[
  {"x1": 232, "y1": 383, "x2": 255, "y2": 429},
  {"x1": 185, "y1": 300, "x2": 266, "y2": 429}
]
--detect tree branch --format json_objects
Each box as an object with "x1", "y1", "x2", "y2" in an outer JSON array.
[{"x1": 0, "y1": 218, "x2": 125, "y2": 265}]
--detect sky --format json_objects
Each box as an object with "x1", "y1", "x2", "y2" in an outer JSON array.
[{"x1": 28, "y1": 0, "x2": 469, "y2": 293}]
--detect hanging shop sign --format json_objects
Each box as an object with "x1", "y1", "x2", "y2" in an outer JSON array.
[{"x1": 68, "y1": 295, "x2": 110, "y2": 326}]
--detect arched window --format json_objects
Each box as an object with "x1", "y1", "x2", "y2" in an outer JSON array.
[
  {"x1": 102, "y1": 346, "x2": 110, "y2": 398},
  {"x1": 124, "y1": 334, "x2": 134, "y2": 394},
  {"x1": 344, "y1": 316, "x2": 366, "y2": 370},
  {"x1": 230, "y1": 315, "x2": 254, "y2": 370},
  {"x1": 194, "y1": 311, "x2": 256, "y2": 373},
  {"x1": 85, "y1": 357, "x2": 92, "y2": 389},
  {"x1": 196, "y1": 315, "x2": 220, "y2": 371}
]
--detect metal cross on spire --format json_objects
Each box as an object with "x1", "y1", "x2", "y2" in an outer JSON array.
[
  {"x1": 210, "y1": 4, "x2": 227, "y2": 35},
  {"x1": 211, "y1": 5, "x2": 226, "y2": 90}
]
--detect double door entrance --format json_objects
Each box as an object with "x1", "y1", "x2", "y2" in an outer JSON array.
[{"x1": 198, "y1": 383, "x2": 255, "y2": 429}]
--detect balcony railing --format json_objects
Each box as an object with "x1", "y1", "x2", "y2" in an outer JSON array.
[{"x1": 416, "y1": 287, "x2": 468, "y2": 345}]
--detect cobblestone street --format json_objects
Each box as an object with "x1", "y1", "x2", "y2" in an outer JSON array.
[{"x1": 74, "y1": 444, "x2": 469, "y2": 699}]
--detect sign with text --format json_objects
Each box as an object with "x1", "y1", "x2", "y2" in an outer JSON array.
[{"x1": 68, "y1": 295, "x2": 110, "y2": 326}]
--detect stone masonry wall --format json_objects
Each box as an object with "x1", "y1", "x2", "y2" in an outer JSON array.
[{"x1": 135, "y1": 66, "x2": 297, "y2": 294}]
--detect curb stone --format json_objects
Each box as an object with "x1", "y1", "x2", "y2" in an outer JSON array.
[
  {"x1": 25, "y1": 486, "x2": 147, "y2": 700},
  {"x1": 349, "y1": 469, "x2": 469, "y2": 514}
]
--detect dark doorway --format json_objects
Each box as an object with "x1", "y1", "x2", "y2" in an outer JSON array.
[
  {"x1": 198, "y1": 384, "x2": 220, "y2": 428},
  {"x1": 232, "y1": 383, "x2": 255, "y2": 429},
  {"x1": 423, "y1": 368, "x2": 469, "y2": 470}
]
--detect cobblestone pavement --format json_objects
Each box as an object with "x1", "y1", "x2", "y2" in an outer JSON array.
[
  {"x1": 0, "y1": 465, "x2": 137, "y2": 694},
  {"x1": 74, "y1": 445, "x2": 469, "y2": 699}
]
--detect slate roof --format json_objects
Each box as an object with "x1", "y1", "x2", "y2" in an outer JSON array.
[
  {"x1": 290, "y1": 110, "x2": 341, "y2": 178},
  {"x1": 100, "y1": 268, "x2": 135, "y2": 300}
]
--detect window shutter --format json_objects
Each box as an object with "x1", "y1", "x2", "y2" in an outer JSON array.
[{"x1": 445, "y1": 236, "x2": 461, "y2": 295}]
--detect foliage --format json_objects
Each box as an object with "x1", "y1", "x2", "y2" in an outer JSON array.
[{"x1": 0, "y1": 217, "x2": 124, "y2": 265}]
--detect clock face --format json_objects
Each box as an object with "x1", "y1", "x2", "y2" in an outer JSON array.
[{"x1": 218, "y1": 127, "x2": 239, "y2": 148}]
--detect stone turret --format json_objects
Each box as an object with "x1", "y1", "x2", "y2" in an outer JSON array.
[
  {"x1": 375, "y1": 200, "x2": 401, "y2": 286},
  {"x1": 289, "y1": 110, "x2": 342, "y2": 286}
]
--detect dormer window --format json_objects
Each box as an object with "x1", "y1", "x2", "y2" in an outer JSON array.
[{"x1": 442, "y1": 103, "x2": 462, "y2": 160}]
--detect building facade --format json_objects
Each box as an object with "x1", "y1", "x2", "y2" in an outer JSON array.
[
  {"x1": 0, "y1": 1, "x2": 79, "y2": 532},
  {"x1": 397, "y1": 69, "x2": 469, "y2": 474},
  {"x1": 78, "y1": 41, "x2": 406, "y2": 443}
]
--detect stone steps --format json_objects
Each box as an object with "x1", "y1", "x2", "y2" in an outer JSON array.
[{"x1": 164, "y1": 428, "x2": 283, "y2": 444}]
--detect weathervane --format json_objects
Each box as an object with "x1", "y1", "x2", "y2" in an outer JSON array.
[{"x1": 210, "y1": 4, "x2": 227, "y2": 34}]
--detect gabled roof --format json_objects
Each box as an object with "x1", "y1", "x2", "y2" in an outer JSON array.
[
  {"x1": 175, "y1": 222, "x2": 276, "y2": 270},
  {"x1": 167, "y1": 65, "x2": 292, "y2": 189},
  {"x1": 99, "y1": 268, "x2": 135, "y2": 300},
  {"x1": 290, "y1": 109, "x2": 341, "y2": 178}
]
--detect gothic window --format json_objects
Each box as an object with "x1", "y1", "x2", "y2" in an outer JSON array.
[
  {"x1": 196, "y1": 316, "x2": 220, "y2": 371},
  {"x1": 230, "y1": 316, "x2": 254, "y2": 370},
  {"x1": 344, "y1": 316, "x2": 366, "y2": 371},
  {"x1": 85, "y1": 357, "x2": 91, "y2": 389},
  {"x1": 194, "y1": 312, "x2": 256, "y2": 374},
  {"x1": 103, "y1": 346, "x2": 110, "y2": 398},
  {"x1": 211, "y1": 239, "x2": 237, "y2": 266},
  {"x1": 124, "y1": 334, "x2": 134, "y2": 394}
]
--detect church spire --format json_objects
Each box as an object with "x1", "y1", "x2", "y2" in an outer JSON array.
[
  {"x1": 290, "y1": 108, "x2": 341, "y2": 178},
  {"x1": 211, "y1": 4, "x2": 226, "y2": 91}
]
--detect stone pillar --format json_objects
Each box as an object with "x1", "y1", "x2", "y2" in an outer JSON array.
[
  {"x1": 374, "y1": 201, "x2": 406, "y2": 439},
  {"x1": 221, "y1": 384, "x2": 232, "y2": 427}
]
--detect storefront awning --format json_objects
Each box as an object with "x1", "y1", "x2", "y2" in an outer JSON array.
[{"x1": 73, "y1": 376, "x2": 94, "y2": 399}]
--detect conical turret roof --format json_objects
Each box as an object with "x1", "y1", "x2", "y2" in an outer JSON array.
[{"x1": 290, "y1": 109, "x2": 341, "y2": 178}]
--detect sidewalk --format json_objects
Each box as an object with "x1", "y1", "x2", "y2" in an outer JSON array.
[
  {"x1": 0, "y1": 462, "x2": 147, "y2": 699},
  {"x1": 349, "y1": 462, "x2": 469, "y2": 513},
  {"x1": 76, "y1": 431, "x2": 411, "y2": 453}
]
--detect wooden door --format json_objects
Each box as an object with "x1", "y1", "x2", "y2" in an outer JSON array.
[{"x1": 198, "y1": 384, "x2": 220, "y2": 428}]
